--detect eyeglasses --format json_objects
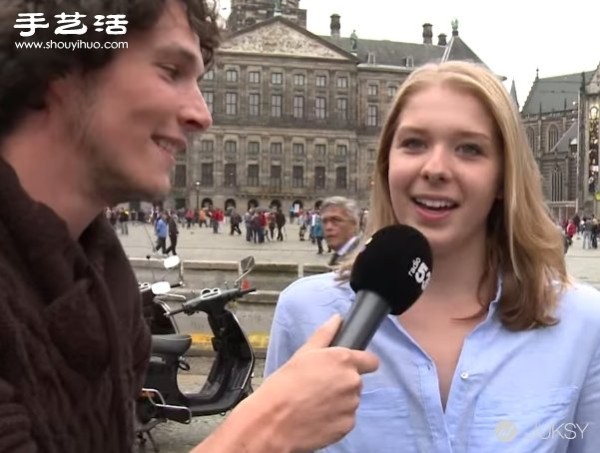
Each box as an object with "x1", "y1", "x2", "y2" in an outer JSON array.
[{"x1": 322, "y1": 216, "x2": 350, "y2": 226}]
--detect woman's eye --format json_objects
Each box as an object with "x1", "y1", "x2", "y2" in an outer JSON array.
[
  {"x1": 401, "y1": 138, "x2": 425, "y2": 150},
  {"x1": 458, "y1": 144, "x2": 482, "y2": 155}
]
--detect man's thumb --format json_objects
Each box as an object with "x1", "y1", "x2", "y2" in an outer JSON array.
[{"x1": 299, "y1": 314, "x2": 342, "y2": 351}]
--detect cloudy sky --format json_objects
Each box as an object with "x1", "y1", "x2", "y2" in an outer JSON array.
[{"x1": 220, "y1": 0, "x2": 599, "y2": 107}]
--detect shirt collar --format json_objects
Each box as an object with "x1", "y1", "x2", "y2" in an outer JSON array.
[
  {"x1": 337, "y1": 235, "x2": 359, "y2": 256},
  {"x1": 486, "y1": 273, "x2": 504, "y2": 319}
]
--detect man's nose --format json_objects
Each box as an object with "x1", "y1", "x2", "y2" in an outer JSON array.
[{"x1": 180, "y1": 86, "x2": 213, "y2": 133}]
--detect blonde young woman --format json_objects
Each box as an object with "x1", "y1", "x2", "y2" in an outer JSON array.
[{"x1": 265, "y1": 61, "x2": 600, "y2": 452}]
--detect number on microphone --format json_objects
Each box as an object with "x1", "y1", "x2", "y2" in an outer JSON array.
[{"x1": 409, "y1": 258, "x2": 431, "y2": 290}]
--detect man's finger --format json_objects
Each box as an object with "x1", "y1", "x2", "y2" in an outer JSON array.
[
  {"x1": 298, "y1": 315, "x2": 342, "y2": 351},
  {"x1": 351, "y1": 351, "x2": 379, "y2": 374}
]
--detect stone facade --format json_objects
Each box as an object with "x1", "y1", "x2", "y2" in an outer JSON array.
[
  {"x1": 227, "y1": 0, "x2": 306, "y2": 32},
  {"x1": 157, "y1": 3, "x2": 490, "y2": 214},
  {"x1": 521, "y1": 64, "x2": 600, "y2": 221}
]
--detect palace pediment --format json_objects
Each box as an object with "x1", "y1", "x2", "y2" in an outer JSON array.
[{"x1": 220, "y1": 18, "x2": 355, "y2": 61}]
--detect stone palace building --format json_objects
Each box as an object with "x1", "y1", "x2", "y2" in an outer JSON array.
[{"x1": 156, "y1": 0, "x2": 490, "y2": 214}]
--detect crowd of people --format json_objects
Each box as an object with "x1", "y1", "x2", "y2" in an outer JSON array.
[
  {"x1": 106, "y1": 202, "x2": 370, "y2": 260},
  {"x1": 562, "y1": 213, "x2": 600, "y2": 250}
]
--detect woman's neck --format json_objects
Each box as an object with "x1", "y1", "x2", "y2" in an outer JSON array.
[{"x1": 416, "y1": 237, "x2": 496, "y2": 317}]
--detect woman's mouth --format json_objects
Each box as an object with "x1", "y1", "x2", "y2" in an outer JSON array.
[
  {"x1": 412, "y1": 198, "x2": 458, "y2": 211},
  {"x1": 412, "y1": 197, "x2": 459, "y2": 220}
]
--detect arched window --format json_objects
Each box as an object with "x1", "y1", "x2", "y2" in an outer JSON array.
[
  {"x1": 551, "y1": 166, "x2": 564, "y2": 201},
  {"x1": 547, "y1": 124, "x2": 559, "y2": 151},
  {"x1": 526, "y1": 127, "x2": 536, "y2": 152}
]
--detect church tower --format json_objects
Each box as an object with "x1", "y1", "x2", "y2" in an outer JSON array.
[{"x1": 227, "y1": 0, "x2": 307, "y2": 32}]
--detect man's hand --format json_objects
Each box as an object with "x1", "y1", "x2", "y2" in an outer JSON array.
[
  {"x1": 191, "y1": 315, "x2": 378, "y2": 453},
  {"x1": 253, "y1": 315, "x2": 379, "y2": 451}
]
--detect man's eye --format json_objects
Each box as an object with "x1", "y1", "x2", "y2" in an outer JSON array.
[{"x1": 160, "y1": 65, "x2": 180, "y2": 79}]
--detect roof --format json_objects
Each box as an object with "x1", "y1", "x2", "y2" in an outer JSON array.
[
  {"x1": 441, "y1": 36, "x2": 487, "y2": 67},
  {"x1": 321, "y1": 33, "x2": 490, "y2": 80},
  {"x1": 225, "y1": 15, "x2": 490, "y2": 72},
  {"x1": 222, "y1": 16, "x2": 359, "y2": 62},
  {"x1": 510, "y1": 80, "x2": 520, "y2": 110},
  {"x1": 321, "y1": 35, "x2": 446, "y2": 67},
  {"x1": 550, "y1": 121, "x2": 577, "y2": 153},
  {"x1": 521, "y1": 71, "x2": 595, "y2": 116}
]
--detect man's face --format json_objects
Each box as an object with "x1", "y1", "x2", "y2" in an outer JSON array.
[
  {"x1": 61, "y1": 0, "x2": 211, "y2": 205},
  {"x1": 322, "y1": 206, "x2": 357, "y2": 251}
]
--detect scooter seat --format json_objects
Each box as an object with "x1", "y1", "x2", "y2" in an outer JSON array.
[{"x1": 152, "y1": 334, "x2": 192, "y2": 356}]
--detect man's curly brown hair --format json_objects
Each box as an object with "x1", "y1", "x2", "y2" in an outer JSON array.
[{"x1": 0, "y1": 0, "x2": 221, "y2": 141}]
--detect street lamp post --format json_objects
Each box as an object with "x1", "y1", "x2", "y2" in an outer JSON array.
[
  {"x1": 591, "y1": 105, "x2": 599, "y2": 217},
  {"x1": 576, "y1": 91, "x2": 581, "y2": 216},
  {"x1": 195, "y1": 181, "x2": 200, "y2": 210}
]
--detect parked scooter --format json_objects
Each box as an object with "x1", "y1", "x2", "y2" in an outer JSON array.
[
  {"x1": 136, "y1": 256, "x2": 257, "y2": 452},
  {"x1": 139, "y1": 254, "x2": 185, "y2": 336}
]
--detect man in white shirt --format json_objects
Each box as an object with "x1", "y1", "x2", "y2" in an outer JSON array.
[{"x1": 321, "y1": 196, "x2": 361, "y2": 266}]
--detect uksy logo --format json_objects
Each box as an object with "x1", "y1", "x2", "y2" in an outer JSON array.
[
  {"x1": 494, "y1": 420, "x2": 593, "y2": 442},
  {"x1": 532, "y1": 422, "x2": 592, "y2": 440}
]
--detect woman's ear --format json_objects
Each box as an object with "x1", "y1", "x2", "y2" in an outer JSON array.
[{"x1": 496, "y1": 177, "x2": 504, "y2": 200}]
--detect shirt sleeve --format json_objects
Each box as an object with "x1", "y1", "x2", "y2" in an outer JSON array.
[
  {"x1": 568, "y1": 341, "x2": 600, "y2": 452},
  {"x1": 264, "y1": 276, "x2": 349, "y2": 379},
  {"x1": 264, "y1": 292, "x2": 302, "y2": 378}
]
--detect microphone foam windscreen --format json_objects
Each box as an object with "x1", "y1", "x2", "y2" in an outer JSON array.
[{"x1": 350, "y1": 224, "x2": 433, "y2": 315}]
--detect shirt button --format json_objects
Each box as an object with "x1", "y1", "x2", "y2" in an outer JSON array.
[{"x1": 460, "y1": 371, "x2": 469, "y2": 380}]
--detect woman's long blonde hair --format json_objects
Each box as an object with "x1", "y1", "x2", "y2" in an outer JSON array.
[{"x1": 340, "y1": 61, "x2": 570, "y2": 331}]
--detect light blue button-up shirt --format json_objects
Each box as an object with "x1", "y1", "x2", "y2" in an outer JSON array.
[{"x1": 264, "y1": 272, "x2": 600, "y2": 453}]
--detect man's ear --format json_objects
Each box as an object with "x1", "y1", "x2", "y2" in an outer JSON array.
[{"x1": 46, "y1": 71, "x2": 86, "y2": 109}]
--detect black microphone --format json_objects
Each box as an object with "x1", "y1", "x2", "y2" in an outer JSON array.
[{"x1": 331, "y1": 224, "x2": 433, "y2": 350}]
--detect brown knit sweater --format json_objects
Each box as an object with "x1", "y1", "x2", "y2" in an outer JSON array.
[{"x1": 0, "y1": 159, "x2": 151, "y2": 452}]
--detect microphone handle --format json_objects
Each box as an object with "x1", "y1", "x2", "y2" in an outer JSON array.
[{"x1": 330, "y1": 290, "x2": 391, "y2": 350}]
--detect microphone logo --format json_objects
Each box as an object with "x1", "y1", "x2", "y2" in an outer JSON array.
[{"x1": 408, "y1": 257, "x2": 431, "y2": 290}]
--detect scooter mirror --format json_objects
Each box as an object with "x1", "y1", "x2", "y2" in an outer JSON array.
[
  {"x1": 240, "y1": 256, "x2": 255, "y2": 274},
  {"x1": 235, "y1": 256, "x2": 256, "y2": 287},
  {"x1": 151, "y1": 281, "x2": 172, "y2": 295},
  {"x1": 163, "y1": 255, "x2": 181, "y2": 270}
]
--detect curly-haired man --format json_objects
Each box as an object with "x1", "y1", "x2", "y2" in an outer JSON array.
[{"x1": 0, "y1": 1, "x2": 378, "y2": 451}]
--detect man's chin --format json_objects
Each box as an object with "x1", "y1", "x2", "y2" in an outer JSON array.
[{"x1": 107, "y1": 185, "x2": 170, "y2": 205}]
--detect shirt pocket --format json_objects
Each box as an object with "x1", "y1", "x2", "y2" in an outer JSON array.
[
  {"x1": 324, "y1": 389, "x2": 414, "y2": 453},
  {"x1": 468, "y1": 386, "x2": 579, "y2": 453}
]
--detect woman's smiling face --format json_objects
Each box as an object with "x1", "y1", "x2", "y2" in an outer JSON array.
[{"x1": 387, "y1": 83, "x2": 503, "y2": 257}]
